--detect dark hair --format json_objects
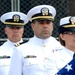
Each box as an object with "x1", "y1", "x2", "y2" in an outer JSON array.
[
  {"x1": 59, "y1": 36, "x2": 65, "y2": 46},
  {"x1": 32, "y1": 20, "x2": 37, "y2": 24}
]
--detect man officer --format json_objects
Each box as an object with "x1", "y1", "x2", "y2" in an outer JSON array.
[
  {"x1": 9, "y1": 5, "x2": 62, "y2": 75},
  {"x1": 0, "y1": 11, "x2": 28, "y2": 75},
  {"x1": 45, "y1": 16, "x2": 75, "y2": 75}
]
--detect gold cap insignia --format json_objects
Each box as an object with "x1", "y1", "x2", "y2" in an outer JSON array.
[
  {"x1": 41, "y1": 7, "x2": 49, "y2": 16},
  {"x1": 70, "y1": 17, "x2": 75, "y2": 25},
  {"x1": 13, "y1": 14, "x2": 20, "y2": 22}
]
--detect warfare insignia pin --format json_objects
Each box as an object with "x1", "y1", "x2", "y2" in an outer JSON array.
[{"x1": 24, "y1": 55, "x2": 36, "y2": 58}]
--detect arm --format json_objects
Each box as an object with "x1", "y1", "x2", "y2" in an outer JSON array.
[{"x1": 8, "y1": 47, "x2": 23, "y2": 75}]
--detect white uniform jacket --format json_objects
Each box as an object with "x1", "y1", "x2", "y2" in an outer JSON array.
[
  {"x1": 47, "y1": 47, "x2": 74, "y2": 75},
  {"x1": 0, "y1": 39, "x2": 23, "y2": 75},
  {"x1": 9, "y1": 36, "x2": 62, "y2": 75}
]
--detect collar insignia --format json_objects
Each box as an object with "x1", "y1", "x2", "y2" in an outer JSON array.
[{"x1": 14, "y1": 43, "x2": 20, "y2": 47}]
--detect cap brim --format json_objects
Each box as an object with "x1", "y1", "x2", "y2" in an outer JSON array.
[
  {"x1": 31, "y1": 16, "x2": 54, "y2": 21},
  {"x1": 58, "y1": 26, "x2": 75, "y2": 33},
  {"x1": 40, "y1": 18, "x2": 53, "y2": 20},
  {"x1": 33, "y1": 18, "x2": 54, "y2": 21},
  {"x1": 6, "y1": 25, "x2": 24, "y2": 28},
  {"x1": 67, "y1": 27, "x2": 75, "y2": 32}
]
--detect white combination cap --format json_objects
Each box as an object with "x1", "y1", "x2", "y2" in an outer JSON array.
[
  {"x1": 27, "y1": 5, "x2": 56, "y2": 22},
  {"x1": 60, "y1": 16, "x2": 75, "y2": 27},
  {"x1": 59, "y1": 16, "x2": 75, "y2": 33},
  {"x1": 0, "y1": 12, "x2": 29, "y2": 26}
]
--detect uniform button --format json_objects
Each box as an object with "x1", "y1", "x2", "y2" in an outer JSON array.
[
  {"x1": 45, "y1": 57, "x2": 47, "y2": 59},
  {"x1": 29, "y1": 62, "x2": 31, "y2": 65},
  {"x1": 43, "y1": 44, "x2": 46, "y2": 47}
]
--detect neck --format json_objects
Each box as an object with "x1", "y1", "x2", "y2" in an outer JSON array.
[{"x1": 66, "y1": 45, "x2": 75, "y2": 52}]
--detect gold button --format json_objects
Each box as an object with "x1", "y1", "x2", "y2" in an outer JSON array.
[
  {"x1": 43, "y1": 44, "x2": 46, "y2": 47},
  {"x1": 45, "y1": 57, "x2": 47, "y2": 59}
]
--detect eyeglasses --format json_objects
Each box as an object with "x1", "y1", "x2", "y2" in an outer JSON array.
[
  {"x1": 36, "y1": 19, "x2": 52, "y2": 24},
  {"x1": 63, "y1": 31, "x2": 75, "y2": 35}
]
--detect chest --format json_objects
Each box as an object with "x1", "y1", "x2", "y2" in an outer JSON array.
[
  {"x1": 0, "y1": 58, "x2": 11, "y2": 67},
  {"x1": 21, "y1": 49, "x2": 51, "y2": 67}
]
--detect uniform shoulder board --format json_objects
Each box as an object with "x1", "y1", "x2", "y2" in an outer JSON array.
[{"x1": 14, "y1": 40, "x2": 29, "y2": 47}]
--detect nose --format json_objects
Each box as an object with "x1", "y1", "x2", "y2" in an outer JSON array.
[
  {"x1": 13, "y1": 28, "x2": 19, "y2": 32},
  {"x1": 43, "y1": 23, "x2": 49, "y2": 27}
]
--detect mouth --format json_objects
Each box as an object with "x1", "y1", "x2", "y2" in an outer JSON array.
[
  {"x1": 43, "y1": 30, "x2": 48, "y2": 33},
  {"x1": 13, "y1": 34, "x2": 19, "y2": 37}
]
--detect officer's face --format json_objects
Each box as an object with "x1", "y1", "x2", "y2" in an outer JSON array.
[
  {"x1": 4, "y1": 26, "x2": 24, "y2": 42},
  {"x1": 31, "y1": 19, "x2": 53, "y2": 39},
  {"x1": 60, "y1": 32, "x2": 75, "y2": 49}
]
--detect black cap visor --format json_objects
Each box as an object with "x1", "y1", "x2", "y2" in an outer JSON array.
[
  {"x1": 6, "y1": 25, "x2": 24, "y2": 29},
  {"x1": 58, "y1": 26, "x2": 75, "y2": 34}
]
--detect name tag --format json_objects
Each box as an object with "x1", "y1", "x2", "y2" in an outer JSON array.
[{"x1": 24, "y1": 55, "x2": 36, "y2": 58}]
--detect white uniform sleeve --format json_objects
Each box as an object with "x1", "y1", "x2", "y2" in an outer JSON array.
[{"x1": 8, "y1": 48, "x2": 23, "y2": 75}]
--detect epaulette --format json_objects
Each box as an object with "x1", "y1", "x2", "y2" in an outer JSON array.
[{"x1": 14, "y1": 40, "x2": 29, "y2": 47}]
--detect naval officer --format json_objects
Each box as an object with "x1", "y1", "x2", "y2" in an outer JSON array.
[
  {"x1": 9, "y1": 5, "x2": 62, "y2": 75},
  {"x1": 0, "y1": 11, "x2": 28, "y2": 75}
]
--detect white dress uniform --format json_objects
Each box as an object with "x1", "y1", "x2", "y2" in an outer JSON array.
[
  {"x1": 9, "y1": 36, "x2": 62, "y2": 75},
  {"x1": 0, "y1": 39, "x2": 23, "y2": 75},
  {"x1": 48, "y1": 16, "x2": 75, "y2": 75},
  {"x1": 0, "y1": 11, "x2": 28, "y2": 75},
  {"x1": 47, "y1": 47, "x2": 74, "y2": 75}
]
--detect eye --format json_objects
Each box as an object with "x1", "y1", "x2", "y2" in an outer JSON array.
[
  {"x1": 63, "y1": 31, "x2": 75, "y2": 35},
  {"x1": 46, "y1": 20, "x2": 51, "y2": 24},
  {"x1": 37, "y1": 20, "x2": 51, "y2": 24}
]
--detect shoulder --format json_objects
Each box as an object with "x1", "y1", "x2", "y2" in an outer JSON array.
[
  {"x1": 14, "y1": 40, "x2": 30, "y2": 53},
  {"x1": 0, "y1": 41, "x2": 7, "y2": 46},
  {"x1": 52, "y1": 47, "x2": 70, "y2": 60},
  {"x1": 52, "y1": 46, "x2": 65, "y2": 53},
  {"x1": 50, "y1": 36, "x2": 59, "y2": 43},
  {"x1": 14, "y1": 40, "x2": 29, "y2": 47},
  {"x1": 0, "y1": 42, "x2": 8, "y2": 50},
  {"x1": 50, "y1": 36, "x2": 58, "y2": 40}
]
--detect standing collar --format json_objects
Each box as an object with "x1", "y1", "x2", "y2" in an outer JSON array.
[
  {"x1": 7, "y1": 39, "x2": 23, "y2": 45},
  {"x1": 31, "y1": 36, "x2": 52, "y2": 45}
]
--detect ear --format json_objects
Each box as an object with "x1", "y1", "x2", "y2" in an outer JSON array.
[
  {"x1": 60, "y1": 34, "x2": 65, "y2": 40},
  {"x1": 52, "y1": 22, "x2": 54, "y2": 26},
  {"x1": 51, "y1": 22, "x2": 54, "y2": 31},
  {"x1": 23, "y1": 27, "x2": 24, "y2": 32},
  {"x1": 4, "y1": 28, "x2": 7, "y2": 34},
  {"x1": 31, "y1": 23, "x2": 35, "y2": 31}
]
